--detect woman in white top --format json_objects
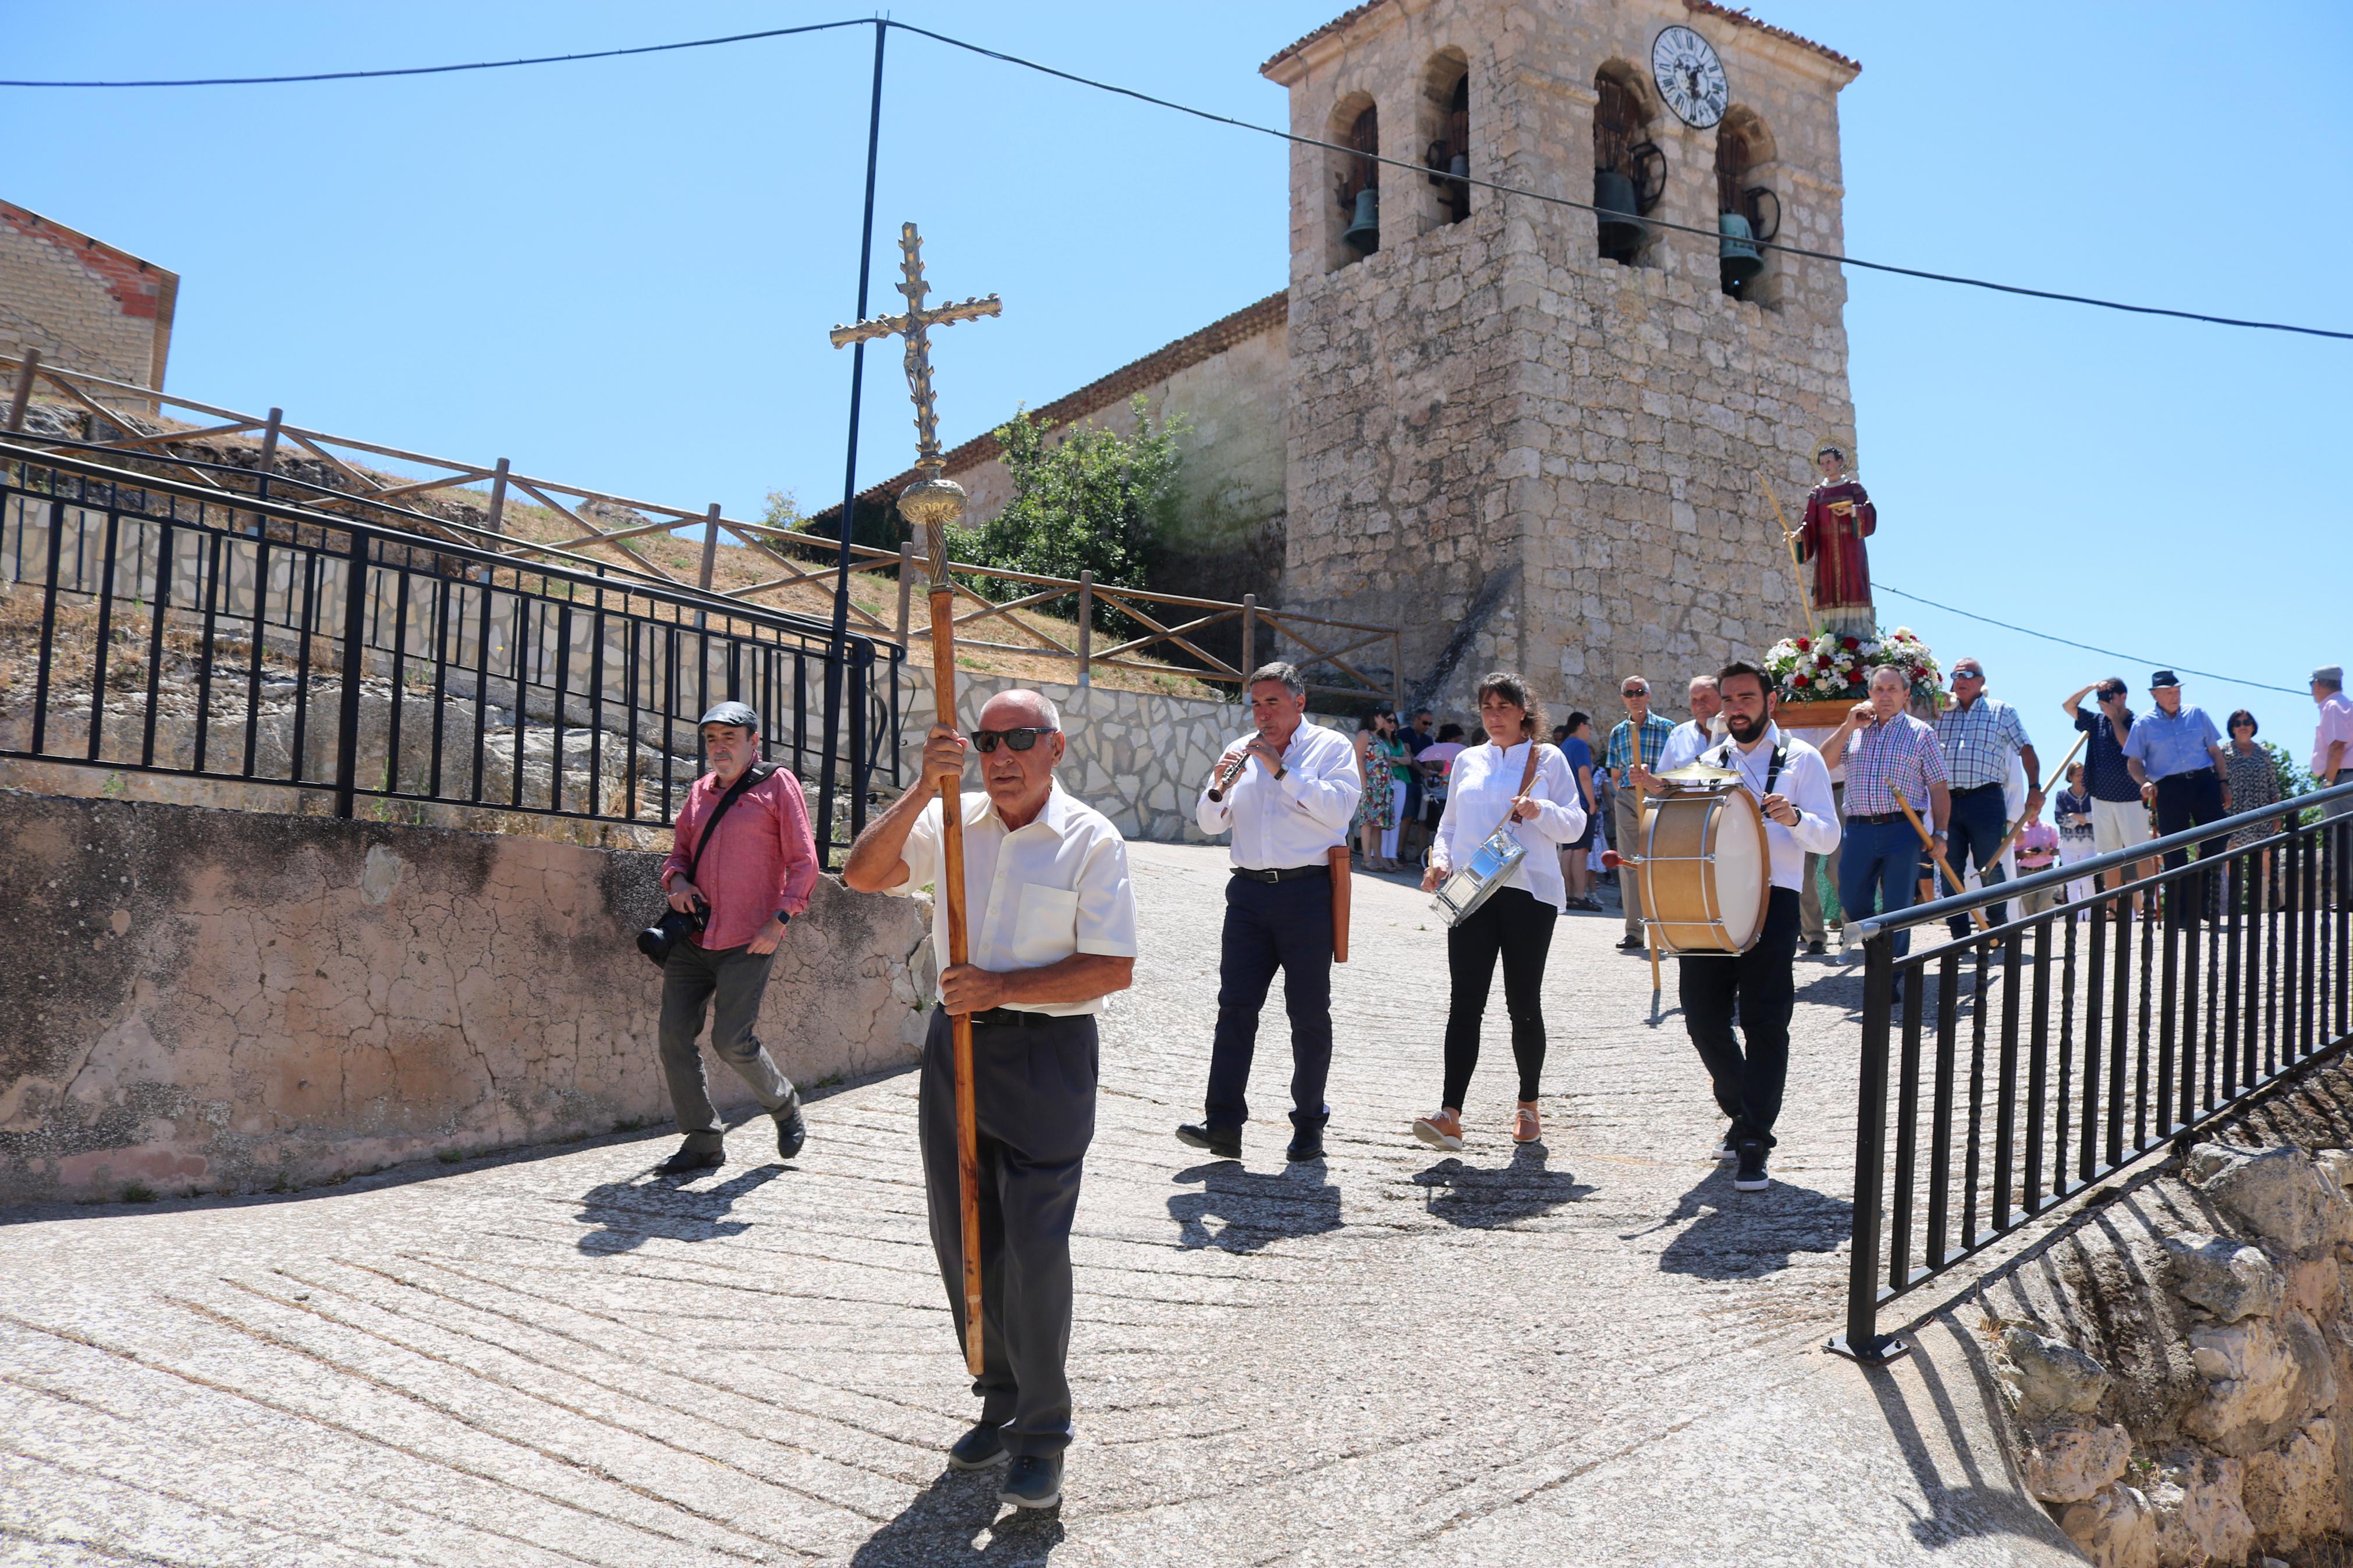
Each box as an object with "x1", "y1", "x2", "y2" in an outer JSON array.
[{"x1": 1413, "y1": 672, "x2": 1587, "y2": 1149}]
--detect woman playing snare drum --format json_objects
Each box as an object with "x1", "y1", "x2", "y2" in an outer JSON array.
[{"x1": 1414, "y1": 673, "x2": 1587, "y2": 1149}]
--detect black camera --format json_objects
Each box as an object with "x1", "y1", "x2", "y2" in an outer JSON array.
[{"x1": 636, "y1": 899, "x2": 707, "y2": 968}]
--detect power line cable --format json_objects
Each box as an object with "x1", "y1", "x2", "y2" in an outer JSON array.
[
  {"x1": 1873, "y1": 582, "x2": 2307, "y2": 696},
  {"x1": 886, "y1": 22, "x2": 2352, "y2": 344},
  {"x1": 8, "y1": 14, "x2": 2347, "y2": 344},
  {"x1": 0, "y1": 19, "x2": 872, "y2": 88}
]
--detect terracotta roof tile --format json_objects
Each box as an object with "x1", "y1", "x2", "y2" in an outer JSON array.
[
  {"x1": 812, "y1": 290, "x2": 1288, "y2": 525},
  {"x1": 1261, "y1": 1, "x2": 1390, "y2": 76}
]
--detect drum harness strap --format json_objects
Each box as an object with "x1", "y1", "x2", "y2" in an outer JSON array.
[{"x1": 1705, "y1": 737, "x2": 1788, "y2": 801}]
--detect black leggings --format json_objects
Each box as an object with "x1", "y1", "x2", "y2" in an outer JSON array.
[{"x1": 1442, "y1": 886, "x2": 1558, "y2": 1108}]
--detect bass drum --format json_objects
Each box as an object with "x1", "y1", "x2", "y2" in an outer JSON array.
[{"x1": 1636, "y1": 787, "x2": 1771, "y2": 955}]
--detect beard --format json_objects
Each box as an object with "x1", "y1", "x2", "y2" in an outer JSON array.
[{"x1": 1726, "y1": 709, "x2": 1769, "y2": 744}]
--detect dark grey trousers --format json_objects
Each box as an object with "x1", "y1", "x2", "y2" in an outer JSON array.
[
  {"x1": 658, "y1": 941, "x2": 798, "y2": 1153},
  {"x1": 917, "y1": 1005, "x2": 1098, "y2": 1457}
]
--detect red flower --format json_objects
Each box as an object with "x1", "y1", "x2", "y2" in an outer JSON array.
[
  {"x1": 1795, "y1": 637, "x2": 1811, "y2": 652},
  {"x1": 1793, "y1": 673, "x2": 1810, "y2": 687},
  {"x1": 1840, "y1": 636, "x2": 1860, "y2": 651},
  {"x1": 1816, "y1": 652, "x2": 1834, "y2": 666}
]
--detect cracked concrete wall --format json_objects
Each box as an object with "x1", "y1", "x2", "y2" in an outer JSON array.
[{"x1": 0, "y1": 793, "x2": 933, "y2": 1203}]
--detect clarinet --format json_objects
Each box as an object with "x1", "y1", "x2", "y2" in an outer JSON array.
[{"x1": 1205, "y1": 738, "x2": 1259, "y2": 803}]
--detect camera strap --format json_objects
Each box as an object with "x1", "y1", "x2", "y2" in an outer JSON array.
[{"x1": 681, "y1": 762, "x2": 776, "y2": 890}]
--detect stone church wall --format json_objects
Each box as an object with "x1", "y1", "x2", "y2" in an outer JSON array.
[
  {"x1": 1268, "y1": 0, "x2": 1861, "y2": 720},
  {"x1": 1, "y1": 202, "x2": 176, "y2": 403}
]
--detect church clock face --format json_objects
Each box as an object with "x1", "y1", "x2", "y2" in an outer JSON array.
[{"x1": 1651, "y1": 26, "x2": 1729, "y2": 128}]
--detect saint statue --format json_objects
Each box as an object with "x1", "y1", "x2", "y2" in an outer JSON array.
[{"x1": 1795, "y1": 442, "x2": 1875, "y2": 611}]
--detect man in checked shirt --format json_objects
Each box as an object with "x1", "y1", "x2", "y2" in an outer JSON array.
[
  {"x1": 1820, "y1": 667, "x2": 1951, "y2": 993},
  {"x1": 1933, "y1": 658, "x2": 2043, "y2": 938}
]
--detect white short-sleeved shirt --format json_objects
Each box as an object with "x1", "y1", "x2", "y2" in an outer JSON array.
[{"x1": 888, "y1": 783, "x2": 1138, "y2": 1016}]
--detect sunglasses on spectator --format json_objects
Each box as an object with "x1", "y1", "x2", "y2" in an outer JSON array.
[
  {"x1": 1622, "y1": 687, "x2": 1648, "y2": 696},
  {"x1": 1952, "y1": 670, "x2": 1983, "y2": 681},
  {"x1": 972, "y1": 727, "x2": 1059, "y2": 753}
]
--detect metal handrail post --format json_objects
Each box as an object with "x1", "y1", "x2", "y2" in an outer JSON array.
[
  {"x1": 1830, "y1": 931, "x2": 1908, "y2": 1364},
  {"x1": 333, "y1": 524, "x2": 372, "y2": 818}
]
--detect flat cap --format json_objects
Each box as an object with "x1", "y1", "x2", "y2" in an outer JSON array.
[
  {"x1": 2315, "y1": 665, "x2": 2345, "y2": 687},
  {"x1": 698, "y1": 701, "x2": 761, "y2": 731}
]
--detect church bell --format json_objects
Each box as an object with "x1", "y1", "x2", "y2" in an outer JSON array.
[
  {"x1": 1594, "y1": 170, "x2": 1645, "y2": 258},
  {"x1": 1342, "y1": 187, "x2": 1381, "y2": 253},
  {"x1": 1719, "y1": 211, "x2": 1765, "y2": 289}
]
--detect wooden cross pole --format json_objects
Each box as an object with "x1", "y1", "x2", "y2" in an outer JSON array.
[
  {"x1": 830, "y1": 222, "x2": 1001, "y2": 1378},
  {"x1": 1985, "y1": 730, "x2": 2089, "y2": 881}
]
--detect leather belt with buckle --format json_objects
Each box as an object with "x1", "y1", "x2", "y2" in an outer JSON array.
[
  {"x1": 967, "y1": 1007, "x2": 1060, "y2": 1029},
  {"x1": 1231, "y1": 863, "x2": 1330, "y2": 883}
]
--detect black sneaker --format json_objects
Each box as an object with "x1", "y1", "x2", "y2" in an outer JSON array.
[
  {"x1": 1000, "y1": 1453, "x2": 1063, "y2": 1509},
  {"x1": 655, "y1": 1145, "x2": 724, "y2": 1175},
  {"x1": 1714, "y1": 1127, "x2": 1739, "y2": 1162},
  {"x1": 1176, "y1": 1123, "x2": 1242, "y2": 1160},
  {"x1": 1733, "y1": 1138, "x2": 1770, "y2": 1192},
  {"x1": 775, "y1": 1096, "x2": 807, "y2": 1161},
  {"x1": 1286, "y1": 1126, "x2": 1325, "y2": 1162},
  {"x1": 947, "y1": 1420, "x2": 1007, "y2": 1471}
]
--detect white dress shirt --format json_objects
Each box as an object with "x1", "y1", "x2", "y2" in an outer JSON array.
[
  {"x1": 888, "y1": 783, "x2": 1138, "y2": 1016},
  {"x1": 1194, "y1": 720, "x2": 1361, "y2": 870},
  {"x1": 1431, "y1": 739, "x2": 1588, "y2": 912},
  {"x1": 1659, "y1": 717, "x2": 1727, "y2": 776},
  {"x1": 1692, "y1": 724, "x2": 1841, "y2": 893}
]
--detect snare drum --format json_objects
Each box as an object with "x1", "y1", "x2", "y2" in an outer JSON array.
[
  {"x1": 1432, "y1": 825, "x2": 1527, "y2": 926},
  {"x1": 1636, "y1": 787, "x2": 1770, "y2": 954}
]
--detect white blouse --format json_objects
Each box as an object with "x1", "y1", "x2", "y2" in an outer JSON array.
[{"x1": 1431, "y1": 740, "x2": 1588, "y2": 912}]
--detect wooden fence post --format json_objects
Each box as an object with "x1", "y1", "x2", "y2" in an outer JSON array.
[
  {"x1": 5, "y1": 348, "x2": 41, "y2": 432},
  {"x1": 896, "y1": 539, "x2": 914, "y2": 645},
  {"x1": 1077, "y1": 570, "x2": 1094, "y2": 688},
  {"x1": 485, "y1": 457, "x2": 510, "y2": 536},
  {"x1": 255, "y1": 407, "x2": 282, "y2": 501},
  {"x1": 1241, "y1": 592, "x2": 1257, "y2": 684},
  {"x1": 698, "y1": 503, "x2": 721, "y2": 592}
]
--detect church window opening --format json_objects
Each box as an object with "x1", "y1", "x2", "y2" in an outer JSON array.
[
  {"x1": 1333, "y1": 102, "x2": 1381, "y2": 262},
  {"x1": 1424, "y1": 70, "x2": 1471, "y2": 226},
  {"x1": 1713, "y1": 119, "x2": 1779, "y2": 300},
  {"x1": 1592, "y1": 70, "x2": 1662, "y2": 265}
]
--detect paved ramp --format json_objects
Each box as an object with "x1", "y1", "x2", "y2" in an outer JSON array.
[{"x1": 0, "y1": 842, "x2": 2080, "y2": 1565}]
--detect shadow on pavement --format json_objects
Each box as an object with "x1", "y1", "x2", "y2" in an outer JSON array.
[
  {"x1": 1167, "y1": 1161, "x2": 1341, "y2": 1253},
  {"x1": 573, "y1": 1164, "x2": 782, "y2": 1255},
  {"x1": 1650, "y1": 1165, "x2": 1851, "y2": 1279},
  {"x1": 1410, "y1": 1141, "x2": 1593, "y2": 1228},
  {"x1": 849, "y1": 1470, "x2": 1066, "y2": 1566}
]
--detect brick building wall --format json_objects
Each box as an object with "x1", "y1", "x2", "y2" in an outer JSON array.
[
  {"x1": 0, "y1": 201, "x2": 178, "y2": 406},
  {"x1": 1265, "y1": 0, "x2": 1862, "y2": 716}
]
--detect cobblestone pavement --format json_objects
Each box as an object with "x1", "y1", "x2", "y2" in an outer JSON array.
[{"x1": 0, "y1": 844, "x2": 2079, "y2": 1566}]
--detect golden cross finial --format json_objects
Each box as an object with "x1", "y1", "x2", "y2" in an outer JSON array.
[{"x1": 828, "y1": 222, "x2": 1002, "y2": 480}]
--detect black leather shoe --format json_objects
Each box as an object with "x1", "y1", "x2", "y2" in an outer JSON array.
[
  {"x1": 1176, "y1": 1123, "x2": 1241, "y2": 1160},
  {"x1": 1285, "y1": 1127, "x2": 1325, "y2": 1162},
  {"x1": 999, "y1": 1453, "x2": 1063, "y2": 1509},
  {"x1": 775, "y1": 1097, "x2": 807, "y2": 1161},
  {"x1": 947, "y1": 1420, "x2": 1007, "y2": 1471},
  {"x1": 1617, "y1": 934, "x2": 1648, "y2": 952},
  {"x1": 656, "y1": 1146, "x2": 724, "y2": 1175},
  {"x1": 1805, "y1": 939, "x2": 1827, "y2": 955}
]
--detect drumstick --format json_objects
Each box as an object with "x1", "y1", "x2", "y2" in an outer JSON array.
[
  {"x1": 1899, "y1": 797, "x2": 1990, "y2": 933},
  {"x1": 1983, "y1": 731, "x2": 2088, "y2": 875}
]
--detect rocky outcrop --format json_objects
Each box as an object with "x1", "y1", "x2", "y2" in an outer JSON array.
[{"x1": 1985, "y1": 1141, "x2": 2353, "y2": 1567}]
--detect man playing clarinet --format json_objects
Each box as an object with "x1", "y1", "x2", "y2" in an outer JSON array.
[
  {"x1": 844, "y1": 688, "x2": 1137, "y2": 1511},
  {"x1": 1177, "y1": 662, "x2": 1362, "y2": 1163}
]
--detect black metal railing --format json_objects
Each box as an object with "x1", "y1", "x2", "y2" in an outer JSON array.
[
  {"x1": 1833, "y1": 782, "x2": 2353, "y2": 1364},
  {"x1": 2, "y1": 446, "x2": 901, "y2": 856}
]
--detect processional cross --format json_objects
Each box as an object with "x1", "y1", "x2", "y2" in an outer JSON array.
[{"x1": 828, "y1": 222, "x2": 999, "y2": 1378}]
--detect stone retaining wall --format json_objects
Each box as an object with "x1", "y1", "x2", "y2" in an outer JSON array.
[
  {"x1": 1977, "y1": 1079, "x2": 2353, "y2": 1566},
  {"x1": 0, "y1": 792, "x2": 933, "y2": 1204}
]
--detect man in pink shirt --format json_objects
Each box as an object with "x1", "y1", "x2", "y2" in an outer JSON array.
[{"x1": 654, "y1": 702, "x2": 822, "y2": 1174}]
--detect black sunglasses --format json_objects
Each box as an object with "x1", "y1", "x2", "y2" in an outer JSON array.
[{"x1": 973, "y1": 727, "x2": 1059, "y2": 753}]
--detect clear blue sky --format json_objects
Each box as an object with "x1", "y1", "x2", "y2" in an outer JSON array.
[{"x1": 9, "y1": 2, "x2": 2347, "y2": 768}]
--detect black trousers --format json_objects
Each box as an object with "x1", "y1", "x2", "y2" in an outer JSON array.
[
  {"x1": 1678, "y1": 886, "x2": 1801, "y2": 1149},
  {"x1": 1442, "y1": 886, "x2": 1557, "y2": 1109},
  {"x1": 917, "y1": 1005, "x2": 1097, "y2": 1457},
  {"x1": 1204, "y1": 870, "x2": 1334, "y2": 1133},
  {"x1": 2155, "y1": 770, "x2": 2228, "y2": 926}
]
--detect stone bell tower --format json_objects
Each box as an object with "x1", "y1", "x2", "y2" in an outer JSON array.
[{"x1": 1262, "y1": 0, "x2": 1864, "y2": 714}]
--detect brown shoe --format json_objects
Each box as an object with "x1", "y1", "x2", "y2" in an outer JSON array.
[
  {"x1": 1512, "y1": 1103, "x2": 1542, "y2": 1143},
  {"x1": 1412, "y1": 1109, "x2": 1465, "y2": 1152}
]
